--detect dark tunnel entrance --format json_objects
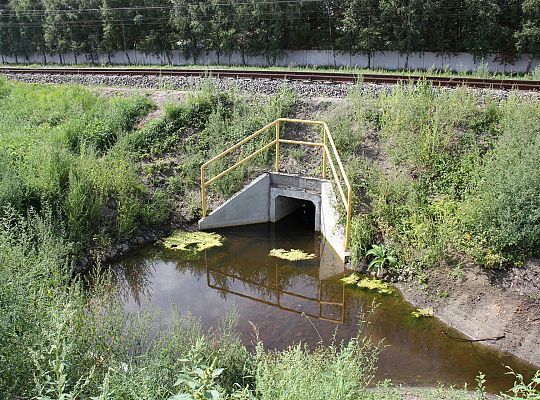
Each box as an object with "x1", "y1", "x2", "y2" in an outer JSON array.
[{"x1": 273, "y1": 196, "x2": 316, "y2": 231}]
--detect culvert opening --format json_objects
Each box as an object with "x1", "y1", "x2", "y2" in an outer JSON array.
[{"x1": 274, "y1": 196, "x2": 316, "y2": 230}]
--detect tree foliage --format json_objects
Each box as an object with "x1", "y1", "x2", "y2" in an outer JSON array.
[{"x1": 0, "y1": 0, "x2": 537, "y2": 64}]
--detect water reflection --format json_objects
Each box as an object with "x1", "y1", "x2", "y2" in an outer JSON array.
[
  {"x1": 206, "y1": 262, "x2": 345, "y2": 324},
  {"x1": 105, "y1": 213, "x2": 538, "y2": 393}
]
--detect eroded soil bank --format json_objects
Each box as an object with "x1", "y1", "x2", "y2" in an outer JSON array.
[{"x1": 395, "y1": 259, "x2": 540, "y2": 367}]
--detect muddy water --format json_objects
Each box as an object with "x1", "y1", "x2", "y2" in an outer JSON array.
[{"x1": 108, "y1": 209, "x2": 537, "y2": 393}]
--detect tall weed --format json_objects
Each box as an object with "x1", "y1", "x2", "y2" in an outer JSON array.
[{"x1": 464, "y1": 99, "x2": 540, "y2": 265}]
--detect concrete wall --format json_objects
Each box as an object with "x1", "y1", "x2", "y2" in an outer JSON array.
[
  {"x1": 199, "y1": 174, "x2": 270, "y2": 229},
  {"x1": 2, "y1": 49, "x2": 539, "y2": 73},
  {"x1": 320, "y1": 182, "x2": 348, "y2": 263}
]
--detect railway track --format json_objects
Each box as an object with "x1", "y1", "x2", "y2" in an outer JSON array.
[{"x1": 1, "y1": 66, "x2": 539, "y2": 91}]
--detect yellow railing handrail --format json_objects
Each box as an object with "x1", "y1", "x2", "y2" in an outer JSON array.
[{"x1": 200, "y1": 118, "x2": 352, "y2": 251}]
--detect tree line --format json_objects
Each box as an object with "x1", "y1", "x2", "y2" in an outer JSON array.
[{"x1": 0, "y1": 0, "x2": 539, "y2": 68}]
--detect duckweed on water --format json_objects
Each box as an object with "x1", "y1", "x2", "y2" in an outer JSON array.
[
  {"x1": 356, "y1": 278, "x2": 395, "y2": 295},
  {"x1": 341, "y1": 273, "x2": 395, "y2": 295},
  {"x1": 269, "y1": 248, "x2": 316, "y2": 261},
  {"x1": 160, "y1": 231, "x2": 223, "y2": 252},
  {"x1": 340, "y1": 273, "x2": 361, "y2": 285},
  {"x1": 412, "y1": 307, "x2": 434, "y2": 318}
]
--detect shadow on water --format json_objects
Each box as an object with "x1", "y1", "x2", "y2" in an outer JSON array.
[{"x1": 106, "y1": 207, "x2": 538, "y2": 393}]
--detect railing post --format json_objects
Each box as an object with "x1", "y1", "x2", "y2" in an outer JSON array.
[
  {"x1": 201, "y1": 166, "x2": 206, "y2": 217},
  {"x1": 275, "y1": 120, "x2": 280, "y2": 172},
  {"x1": 345, "y1": 185, "x2": 353, "y2": 251},
  {"x1": 322, "y1": 126, "x2": 327, "y2": 179}
]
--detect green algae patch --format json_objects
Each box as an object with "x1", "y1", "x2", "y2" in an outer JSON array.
[
  {"x1": 341, "y1": 274, "x2": 395, "y2": 295},
  {"x1": 341, "y1": 273, "x2": 361, "y2": 285},
  {"x1": 412, "y1": 307, "x2": 434, "y2": 318},
  {"x1": 269, "y1": 248, "x2": 316, "y2": 261},
  {"x1": 356, "y1": 277, "x2": 394, "y2": 295},
  {"x1": 161, "y1": 231, "x2": 223, "y2": 252}
]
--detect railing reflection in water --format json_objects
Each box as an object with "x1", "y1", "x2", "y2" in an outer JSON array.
[{"x1": 206, "y1": 263, "x2": 345, "y2": 324}]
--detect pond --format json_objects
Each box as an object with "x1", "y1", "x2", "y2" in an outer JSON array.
[{"x1": 107, "y1": 208, "x2": 537, "y2": 393}]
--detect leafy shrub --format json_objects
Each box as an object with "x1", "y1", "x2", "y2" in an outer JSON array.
[
  {"x1": 366, "y1": 244, "x2": 398, "y2": 274},
  {"x1": 336, "y1": 83, "x2": 538, "y2": 271},
  {"x1": 379, "y1": 83, "x2": 478, "y2": 172},
  {"x1": 501, "y1": 368, "x2": 540, "y2": 399},
  {"x1": 349, "y1": 215, "x2": 375, "y2": 265},
  {"x1": 464, "y1": 100, "x2": 540, "y2": 264}
]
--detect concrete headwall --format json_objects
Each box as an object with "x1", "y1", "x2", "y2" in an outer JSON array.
[
  {"x1": 2, "y1": 49, "x2": 539, "y2": 74},
  {"x1": 199, "y1": 172, "x2": 349, "y2": 262},
  {"x1": 320, "y1": 182, "x2": 348, "y2": 263}
]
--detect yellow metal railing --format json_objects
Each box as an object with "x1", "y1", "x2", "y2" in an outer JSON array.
[{"x1": 200, "y1": 118, "x2": 352, "y2": 251}]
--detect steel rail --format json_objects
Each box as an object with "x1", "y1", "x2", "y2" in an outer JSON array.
[{"x1": 1, "y1": 66, "x2": 539, "y2": 90}]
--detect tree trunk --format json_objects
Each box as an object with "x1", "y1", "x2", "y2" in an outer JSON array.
[{"x1": 526, "y1": 57, "x2": 533, "y2": 74}]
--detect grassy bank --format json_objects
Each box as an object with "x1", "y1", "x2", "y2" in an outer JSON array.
[
  {"x1": 325, "y1": 83, "x2": 540, "y2": 274},
  {"x1": 0, "y1": 77, "x2": 538, "y2": 399}
]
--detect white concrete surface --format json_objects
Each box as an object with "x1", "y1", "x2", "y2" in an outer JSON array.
[
  {"x1": 2, "y1": 50, "x2": 538, "y2": 73},
  {"x1": 199, "y1": 174, "x2": 270, "y2": 229},
  {"x1": 320, "y1": 182, "x2": 349, "y2": 263}
]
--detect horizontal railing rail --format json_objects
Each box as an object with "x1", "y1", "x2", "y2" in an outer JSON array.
[
  {"x1": 207, "y1": 265, "x2": 345, "y2": 324},
  {"x1": 200, "y1": 118, "x2": 352, "y2": 251}
]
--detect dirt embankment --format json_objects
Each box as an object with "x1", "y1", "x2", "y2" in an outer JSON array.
[{"x1": 396, "y1": 259, "x2": 540, "y2": 368}]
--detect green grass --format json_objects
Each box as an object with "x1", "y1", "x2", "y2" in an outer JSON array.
[
  {"x1": 127, "y1": 81, "x2": 295, "y2": 217},
  {"x1": 0, "y1": 77, "x2": 295, "y2": 248},
  {"x1": 0, "y1": 77, "x2": 164, "y2": 248},
  {"x1": 326, "y1": 81, "x2": 540, "y2": 270}
]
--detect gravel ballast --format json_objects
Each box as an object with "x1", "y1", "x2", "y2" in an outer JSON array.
[{"x1": 5, "y1": 72, "x2": 540, "y2": 100}]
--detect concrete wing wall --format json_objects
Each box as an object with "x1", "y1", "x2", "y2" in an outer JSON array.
[
  {"x1": 320, "y1": 182, "x2": 348, "y2": 263},
  {"x1": 199, "y1": 174, "x2": 270, "y2": 229}
]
